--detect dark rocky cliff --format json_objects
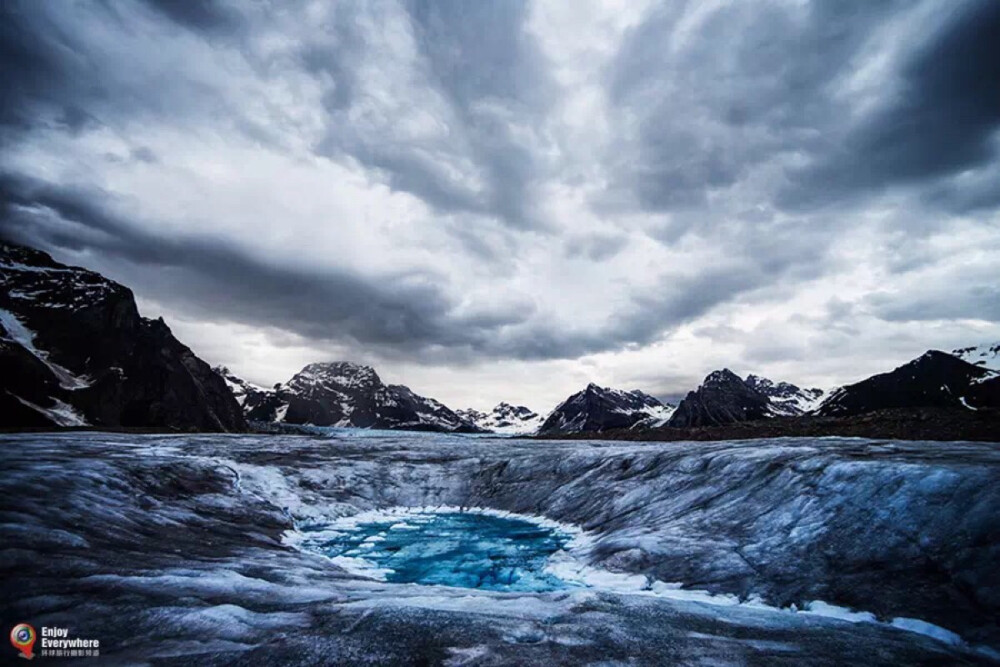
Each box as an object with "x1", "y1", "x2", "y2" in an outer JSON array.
[
  {"x1": 667, "y1": 369, "x2": 771, "y2": 427},
  {"x1": 816, "y1": 350, "x2": 1000, "y2": 417},
  {"x1": 0, "y1": 242, "x2": 246, "y2": 431}
]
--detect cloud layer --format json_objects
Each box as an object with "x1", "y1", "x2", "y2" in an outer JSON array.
[{"x1": 2, "y1": 0, "x2": 998, "y2": 410}]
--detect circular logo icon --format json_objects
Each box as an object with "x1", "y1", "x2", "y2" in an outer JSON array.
[{"x1": 10, "y1": 624, "x2": 36, "y2": 659}]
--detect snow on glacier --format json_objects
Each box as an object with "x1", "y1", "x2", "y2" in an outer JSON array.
[{"x1": 3, "y1": 431, "x2": 999, "y2": 664}]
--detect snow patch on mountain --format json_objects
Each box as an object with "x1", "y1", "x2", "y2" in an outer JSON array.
[
  {"x1": 9, "y1": 394, "x2": 88, "y2": 426},
  {"x1": 457, "y1": 403, "x2": 545, "y2": 435},
  {"x1": 952, "y1": 343, "x2": 1000, "y2": 372},
  {"x1": 629, "y1": 402, "x2": 677, "y2": 429},
  {"x1": 539, "y1": 384, "x2": 674, "y2": 435},
  {"x1": 745, "y1": 374, "x2": 826, "y2": 416},
  {"x1": 213, "y1": 366, "x2": 269, "y2": 407},
  {"x1": 216, "y1": 362, "x2": 479, "y2": 432},
  {"x1": 0, "y1": 307, "x2": 92, "y2": 390}
]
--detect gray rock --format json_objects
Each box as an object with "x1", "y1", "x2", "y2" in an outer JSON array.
[{"x1": 668, "y1": 369, "x2": 770, "y2": 427}]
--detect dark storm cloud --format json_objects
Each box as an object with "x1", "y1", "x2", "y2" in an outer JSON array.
[
  {"x1": 0, "y1": 0, "x2": 286, "y2": 152},
  {"x1": 786, "y1": 0, "x2": 1000, "y2": 209},
  {"x1": 0, "y1": 170, "x2": 782, "y2": 362},
  {"x1": 867, "y1": 286, "x2": 1000, "y2": 324},
  {"x1": 404, "y1": 0, "x2": 549, "y2": 226},
  {"x1": 0, "y1": 1, "x2": 82, "y2": 131},
  {"x1": 141, "y1": 0, "x2": 239, "y2": 33},
  {"x1": 0, "y1": 173, "x2": 460, "y2": 348},
  {"x1": 608, "y1": 0, "x2": 1000, "y2": 220},
  {"x1": 129, "y1": 147, "x2": 159, "y2": 164},
  {"x1": 609, "y1": 0, "x2": 903, "y2": 215},
  {"x1": 1, "y1": 2, "x2": 203, "y2": 138},
  {"x1": 615, "y1": 245, "x2": 827, "y2": 351},
  {"x1": 1, "y1": 0, "x2": 998, "y2": 377},
  {"x1": 311, "y1": 0, "x2": 552, "y2": 229}
]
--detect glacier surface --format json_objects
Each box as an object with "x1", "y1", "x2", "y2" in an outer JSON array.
[{"x1": 1, "y1": 431, "x2": 998, "y2": 665}]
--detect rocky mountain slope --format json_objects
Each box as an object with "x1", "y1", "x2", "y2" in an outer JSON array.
[
  {"x1": 213, "y1": 366, "x2": 271, "y2": 408},
  {"x1": 0, "y1": 242, "x2": 246, "y2": 431},
  {"x1": 539, "y1": 371, "x2": 825, "y2": 435},
  {"x1": 549, "y1": 407, "x2": 1000, "y2": 443},
  {"x1": 218, "y1": 362, "x2": 481, "y2": 432},
  {"x1": 815, "y1": 350, "x2": 1000, "y2": 417},
  {"x1": 667, "y1": 369, "x2": 771, "y2": 427},
  {"x1": 538, "y1": 384, "x2": 674, "y2": 435},
  {"x1": 745, "y1": 374, "x2": 826, "y2": 416},
  {"x1": 457, "y1": 402, "x2": 544, "y2": 435}
]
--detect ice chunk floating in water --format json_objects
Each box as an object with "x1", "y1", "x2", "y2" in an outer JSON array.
[{"x1": 298, "y1": 510, "x2": 577, "y2": 591}]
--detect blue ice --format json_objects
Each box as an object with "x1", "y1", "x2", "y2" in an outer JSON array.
[{"x1": 303, "y1": 511, "x2": 576, "y2": 592}]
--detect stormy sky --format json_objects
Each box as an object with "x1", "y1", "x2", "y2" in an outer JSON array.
[{"x1": 2, "y1": 0, "x2": 998, "y2": 412}]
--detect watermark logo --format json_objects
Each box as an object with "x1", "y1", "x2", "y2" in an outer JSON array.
[
  {"x1": 9, "y1": 624, "x2": 101, "y2": 659},
  {"x1": 10, "y1": 624, "x2": 35, "y2": 660}
]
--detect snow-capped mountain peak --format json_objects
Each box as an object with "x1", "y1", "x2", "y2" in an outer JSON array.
[
  {"x1": 288, "y1": 361, "x2": 382, "y2": 392},
  {"x1": 538, "y1": 383, "x2": 675, "y2": 435},
  {"x1": 668, "y1": 369, "x2": 770, "y2": 427},
  {"x1": 745, "y1": 374, "x2": 826, "y2": 416},
  {"x1": 212, "y1": 366, "x2": 269, "y2": 407},
  {"x1": 702, "y1": 369, "x2": 742, "y2": 387},
  {"x1": 214, "y1": 362, "x2": 480, "y2": 432},
  {"x1": 457, "y1": 402, "x2": 544, "y2": 435}
]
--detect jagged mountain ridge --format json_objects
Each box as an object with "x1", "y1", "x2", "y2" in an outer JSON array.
[
  {"x1": 212, "y1": 365, "x2": 286, "y2": 422},
  {"x1": 0, "y1": 242, "x2": 246, "y2": 431},
  {"x1": 540, "y1": 350, "x2": 1000, "y2": 436},
  {"x1": 537, "y1": 383, "x2": 674, "y2": 435},
  {"x1": 539, "y1": 371, "x2": 824, "y2": 434},
  {"x1": 745, "y1": 374, "x2": 826, "y2": 417},
  {"x1": 665, "y1": 370, "x2": 827, "y2": 428},
  {"x1": 457, "y1": 402, "x2": 544, "y2": 435},
  {"x1": 667, "y1": 369, "x2": 771, "y2": 427},
  {"x1": 815, "y1": 350, "x2": 1000, "y2": 417},
  {"x1": 217, "y1": 362, "x2": 482, "y2": 432},
  {"x1": 6, "y1": 238, "x2": 993, "y2": 437},
  {"x1": 214, "y1": 366, "x2": 271, "y2": 407}
]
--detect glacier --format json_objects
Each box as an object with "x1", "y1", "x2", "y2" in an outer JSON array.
[{"x1": 1, "y1": 430, "x2": 998, "y2": 665}]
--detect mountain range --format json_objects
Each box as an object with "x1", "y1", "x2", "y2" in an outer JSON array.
[
  {"x1": 2, "y1": 240, "x2": 998, "y2": 437},
  {"x1": 216, "y1": 362, "x2": 481, "y2": 432}
]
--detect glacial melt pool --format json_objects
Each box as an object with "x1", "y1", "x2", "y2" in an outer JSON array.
[{"x1": 295, "y1": 509, "x2": 580, "y2": 591}]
